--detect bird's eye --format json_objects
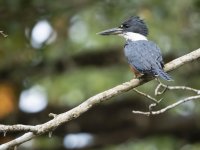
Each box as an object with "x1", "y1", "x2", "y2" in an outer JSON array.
[{"x1": 120, "y1": 24, "x2": 129, "y2": 28}]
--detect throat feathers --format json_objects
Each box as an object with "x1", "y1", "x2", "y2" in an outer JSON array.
[{"x1": 120, "y1": 32, "x2": 148, "y2": 41}]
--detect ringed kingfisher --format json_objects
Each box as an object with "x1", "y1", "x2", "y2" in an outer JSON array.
[{"x1": 98, "y1": 16, "x2": 172, "y2": 81}]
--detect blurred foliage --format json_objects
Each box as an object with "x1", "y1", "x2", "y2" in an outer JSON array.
[
  {"x1": 104, "y1": 136, "x2": 177, "y2": 150},
  {"x1": 104, "y1": 135, "x2": 200, "y2": 150},
  {"x1": 0, "y1": 0, "x2": 200, "y2": 149}
]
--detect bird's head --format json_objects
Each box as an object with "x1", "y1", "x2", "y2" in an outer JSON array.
[{"x1": 98, "y1": 16, "x2": 148, "y2": 41}]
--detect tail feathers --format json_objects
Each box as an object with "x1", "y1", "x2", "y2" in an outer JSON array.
[{"x1": 155, "y1": 68, "x2": 173, "y2": 81}]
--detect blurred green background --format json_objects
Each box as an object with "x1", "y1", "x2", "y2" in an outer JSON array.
[{"x1": 0, "y1": 0, "x2": 200, "y2": 149}]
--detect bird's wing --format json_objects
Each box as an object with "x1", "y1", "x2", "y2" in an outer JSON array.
[{"x1": 124, "y1": 40, "x2": 164, "y2": 75}]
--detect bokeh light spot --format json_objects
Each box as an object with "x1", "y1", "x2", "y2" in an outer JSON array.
[
  {"x1": 19, "y1": 85, "x2": 48, "y2": 113},
  {"x1": 31, "y1": 20, "x2": 54, "y2": 48},
  {"x1": 63, "y1": 133, "x2": 93, "y2": 149}
]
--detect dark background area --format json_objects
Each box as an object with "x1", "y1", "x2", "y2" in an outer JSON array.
[{"x1": 0, "y1": 0, "x2": 200, "y2": 149}]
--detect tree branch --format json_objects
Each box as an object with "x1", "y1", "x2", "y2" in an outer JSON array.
[
  {"x1": 133, "y1": 82, "x2": 200, "y2": 115},
  {"x1": 133, "y1": 89, "x2": 159, "y2": 103},
  {"x1": 0, "y1": 48, "x2": 200, "y2": 149},
  {"x1": 0, "y1": 125, "x2": 37, "y2": 133},
  {"x1": 132, "y1": 95, "x2": 200, "y2": 115},
  {"x1": 0, "y1": 31, "x2": 8, "y2": 37},
  {"x1": 155, "y1": 82, "x2": 200, "y2": 95}
]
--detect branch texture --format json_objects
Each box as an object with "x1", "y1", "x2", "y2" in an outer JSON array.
[{"x1": 0, "y1": 48, "x2": 200, "y2": 149}]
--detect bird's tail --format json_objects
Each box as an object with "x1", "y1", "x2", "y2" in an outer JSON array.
[{"x1": 155, "y1": 68, "x2": 173, "y2": 81}]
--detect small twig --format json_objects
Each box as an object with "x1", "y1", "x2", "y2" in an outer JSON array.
[
  {"x1": 0, "y1": 31, "x2": 8, "y2": 37},
  {"x1": 149, "y1": 98, "x2": 163, "y2": 111},
  {"x1": 133, "y1": 89, "x2": 164, "y2": 115},
  {"x1": 132, "y1": 95, "x2": 200, "y2": 116},
  {"x1": 155, "y1": 83, "x2": 168, "y2": 96},
  {"x1": 133, "y1": 89, "x2": 159, "y2": 103},
  {"x1": 155, "y1": 82, "x2": 200, "y2": 96},
  {"x1": 162, "y1": 84, "x2": 200, "y2": 94},
  {"x1": 149, "y1": 103, "x2": 157, "y2": 115},
  {"x1": 49, "y1": 113, "x2": 57, "y2": 118}
]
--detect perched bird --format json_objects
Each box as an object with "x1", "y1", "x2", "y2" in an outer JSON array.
[{"x1": 98, "y1": 16, "x2": 172, "y2": 81}]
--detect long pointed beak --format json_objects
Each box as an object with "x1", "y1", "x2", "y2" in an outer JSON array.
[{"x1": 97, "y1": 27, "x2": 123, "y2": 35}]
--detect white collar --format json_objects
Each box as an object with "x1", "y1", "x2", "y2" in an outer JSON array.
[{"x1": 120, "y1": 32, "x2": 148, "y2": 41}]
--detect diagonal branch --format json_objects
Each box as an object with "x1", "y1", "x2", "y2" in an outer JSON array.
[
  {"x1": 0, "y1": 48, "x2": 200, "y2": 149},
  {"x1": 0, "y1": 125, "x2": 37, "y2": 133},
  {"x1": 132, "y1": 95, "x2": 200, "y2": 115},
  {"x1": 133, "y1": 89, "x2": 159, "y2": 103}
]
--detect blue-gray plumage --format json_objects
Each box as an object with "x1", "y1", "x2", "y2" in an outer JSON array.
[
  {"x1": 124, "y1": 40, "x2": 172, "y2": 80},
  {"x1": 98, "y1": 16, "x2": 172, "y2": 81}
]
